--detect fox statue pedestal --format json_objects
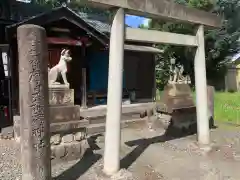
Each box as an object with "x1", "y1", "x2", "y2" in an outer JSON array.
[
  {"x1": 14, "y1": 49, "x2": 89, "y2": 163},
  {"x1": 159, "y1": 83, "x2": 195, "y2": 112},
  {"x1": 49, "y1": 85, "x2": 80, "y2": 122},
  {"x1": 14, "y1": 85, "x2": 89, "y2": 163},
  {"x1": 48, "y1": 84, "x2": 89, "y2": 163},
  {"x1": 156, "y1": 83, "x2": 197, "y2": 135},
  {"x1": 49, "y1": 85, "x2": 74, "y2": 106}
]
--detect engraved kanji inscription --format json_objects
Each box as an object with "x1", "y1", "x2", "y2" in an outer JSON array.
[{"x1": 18, "y1": 25, "x2": 51, "y2": 180}]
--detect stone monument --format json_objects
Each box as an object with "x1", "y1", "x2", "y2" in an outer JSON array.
[
  {"x1": 18, "y1": 24, "x2": 51, "y2": 180},
  {"x1": 156, "y1": 59, "x2": 196, "y2": 133}
]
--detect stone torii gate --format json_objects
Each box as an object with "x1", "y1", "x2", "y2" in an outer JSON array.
[{"x1": 82, "y1": 0, "x2": 222, "y2": 175}]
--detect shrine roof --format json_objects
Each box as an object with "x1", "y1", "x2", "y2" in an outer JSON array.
[
  {"x1": 77, "y1": 11, "x2": 111, "y2": 34},
  {"x1": 10, "y1": 2, "x2": 111, "y2": 35},
  {"x1": 7, "y1": 4, "x2": 162, "y2": 53},
  {"x1": 6, "y1": 6, "x2": 109, "y2": 45}
]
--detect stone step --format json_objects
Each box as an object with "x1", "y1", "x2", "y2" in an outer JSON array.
[
  {"x1": 86, "y1": 123, "x2": 106, "y2": 135},
  {"x1": 88, "y1": 112, "x2": 142, "y2": 125},
  {"x1": 87, "y1": 117, "x2": 148, "y2": 135},
  {"x1": 80, "y1": 104, "x2": 154, "y2": 120}
]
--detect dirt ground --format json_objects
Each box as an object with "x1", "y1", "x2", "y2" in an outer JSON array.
[{"x1": 1, "y1": 123, "x2": 240, "y2": 180}]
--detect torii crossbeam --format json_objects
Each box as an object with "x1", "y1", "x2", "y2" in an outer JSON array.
[{"x1": 83, "y1": 0, "x2": 221, "y2": 27}]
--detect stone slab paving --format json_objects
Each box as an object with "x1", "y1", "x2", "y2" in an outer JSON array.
[{"x1": 1, "y1": 124, "x2": 240, "y2": 180}]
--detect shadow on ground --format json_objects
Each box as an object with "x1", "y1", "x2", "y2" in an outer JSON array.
[
  {"x1": 53, "y1": 134, "x2": 102, "y2": 180},
  {"x1": 121, "y1": 118, "x2": 217, "y2": 169},
  {"x1": 54, "y1": 118, "x2": 218, "y2": 179}
]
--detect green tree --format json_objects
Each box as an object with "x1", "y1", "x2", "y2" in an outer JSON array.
[
  {"x1": 31, "y1": 0, "x2": 113, "y2": 18},
  {"x1": 149, "y1": 0, "x2": 240, "y2": 90}
]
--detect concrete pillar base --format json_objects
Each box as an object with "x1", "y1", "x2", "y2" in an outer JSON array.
[
  {"x1": 190, "y1": 142, "x2": 218, "y2": 155},
  {"x1": 98, "y1": 168, "x2": 133, "y2": 179}
]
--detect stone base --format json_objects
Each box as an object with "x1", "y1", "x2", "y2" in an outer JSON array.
[
  {"x1": 14, "y1": 85, "x2": 88, "y2": 162},
  {"x1": 49, "y1": 83, "x2": 69, "y2": 89},
  {"x1": 13, "y1": 116, "x2": 89, "y2": 142},
  {"x1": 0, "y1": 126, "x2": 14, "y2": 140},
  {"x1": 51, "y1": 131, "x2": 89, "y2": 163},
  {"x1": 50, "y1": 105, "x2": 81, "y2": 123},
  {"x1": 51, "y1": 140, "x2": 88, "y2": 164},
  {"x1": 49, "y1": 87, "x2": 74, "y2": 106},
  {"x1": 48, "y1": 86, "x2": 81, "y2": 123},
  {"x1": 156, "y1": 83, "x2": 197, "y2": 133},
  {"x1": 188, "y1": 142, "x2": 218, "y2": 156},
  {"x1": 159, "y1": 83, "x2": 195, "y2": 113},
  {"x1": 90, "y1": 163, "x2": 134, "y2": 180},
  {"x1": 13, "y1": 116, "x2": 89, "y2": 162},
  {"x1": 163, "y1": 83, "x2": 192, "y2": 97}
]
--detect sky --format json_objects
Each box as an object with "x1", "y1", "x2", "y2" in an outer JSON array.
[{"x1": 125, "y1": 15, "x2": 150, "y2": 28}]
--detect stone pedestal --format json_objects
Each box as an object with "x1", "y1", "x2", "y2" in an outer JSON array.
[
  {"x1": 156, "y1": 83, "x2": 196, "y2": 132},
  {"x1": 49, "y1": 86, "x2": 89, "y2": 162},
  {"x1": 14, "y1": 86, "x2": 89, "y2": 163},
  {"x1": 49, "y1": 86, "x2": 81, "y2": 123},
  {"x1": 50, "y1": 127, "x2": 89, "y2": 164},
  {"x1": 157, "y1": 84, "x2": 195, "y2": 113},
  {"x1": 14, "y1": 115, "x2": 89, "y2": 163},
  {"x1": 156, "y1": 84, "x2": 214, "y2": 134},
  {"x1": 49, "y1": 87, "x2": 74, "y2": 106}
]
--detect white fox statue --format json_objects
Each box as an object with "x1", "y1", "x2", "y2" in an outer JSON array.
[{"x1": 48, "y1": 49, "x2": 72, "y2": 87}]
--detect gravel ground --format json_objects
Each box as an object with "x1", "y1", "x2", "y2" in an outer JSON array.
[
  {"x1": 0, "y1": 140, "x2": 159, "y2": 180},
  {"x1": 1, "y1": 124, "x2": 240, "y2": 180},
  {"x1": 0, "y1": 140, "x2": 21, "y2": 180}
]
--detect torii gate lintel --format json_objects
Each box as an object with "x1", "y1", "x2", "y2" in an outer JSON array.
[{"x1": 83, "y1": 0, "x2": 222, "y2": 28}]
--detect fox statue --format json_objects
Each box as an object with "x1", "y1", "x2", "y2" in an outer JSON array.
[{"x1": 48, "y1": 49, "x2": 72, "y2": 87}]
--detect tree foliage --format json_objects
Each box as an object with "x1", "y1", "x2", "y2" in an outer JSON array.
[
  {"x1": 149, "y1": 0, "x2": 240, "y2": 90},
  {"x1": 31, "y1": 0, "x2": 113, "y2": 18}
]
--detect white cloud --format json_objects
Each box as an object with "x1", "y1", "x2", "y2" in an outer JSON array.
[
  {"x1": 16, "y1": 0, "x2": 31, "y2": 3},
  {"x1": 142, "y1": 18, "x2": 151, "y2": 27}
]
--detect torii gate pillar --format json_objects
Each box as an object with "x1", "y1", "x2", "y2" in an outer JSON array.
[
  {"x1": 103, "y1": 8, "x2": 125, "y2": 175},
  {"x1": 194, "y1": 25, "x2": 210, "y2": 146}
]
